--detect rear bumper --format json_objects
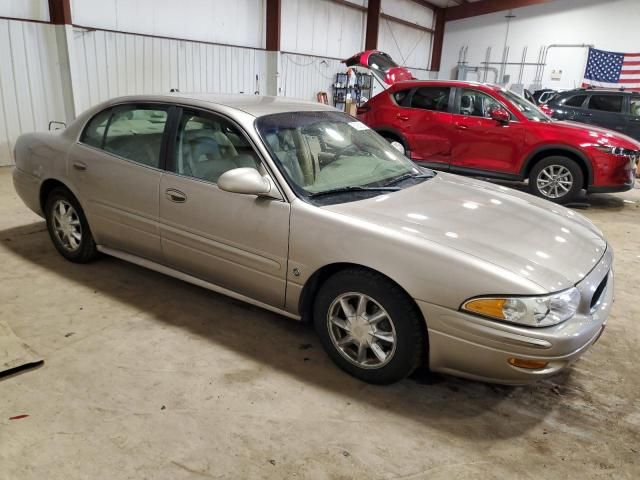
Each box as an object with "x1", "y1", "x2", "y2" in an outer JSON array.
[
  {"x1": 417, "y1": 248, "x2": 613, "y2": 385},
  {"x1": 12, "y1": 167, "x2": 43, "y2": 216}
]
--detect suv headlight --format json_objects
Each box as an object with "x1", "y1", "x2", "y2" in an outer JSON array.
[{"x1": 461, "y1": 287, "x2": 581, "y2": 327}]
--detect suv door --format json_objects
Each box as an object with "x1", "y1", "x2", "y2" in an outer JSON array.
[
  {"x1": 396, "y1": 86, "x2": 453, "y2": 166},
  {"x1": 553, "y1": 93, "x2": 588, "y2": 121},
  {"x1": 159, "y1": 108, "x2": 290, "y2": 308},
  {"x1": 69, "y1": 103, "x2": 171, "y2": 262},
  {"x1": 625, "y1": 94, "x2": 640, "y2": 141},
  {"x1": 584, "y1": 93, "x2": 626, "y2": 134},
  {"x1": 450, "y1": 88, "x2": 525, "y2": 174}
]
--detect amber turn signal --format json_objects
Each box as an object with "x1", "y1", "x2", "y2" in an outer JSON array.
[
  {"x1": 508, "y1": 357, "x2": 549, "y2": 370},
  {"x1": 463, "y1": 298, "x2": 507, "y2": 320}
]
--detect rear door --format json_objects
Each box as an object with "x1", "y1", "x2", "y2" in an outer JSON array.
[
  {"x1": 450, "y1": 88, "x2": 525, "y2": 174},
  {"x1": 583, "y1": 93, "x2": 627, "y2": 134},
  {"x1": 399, "y1": 86, "x2": 453, "y2": 165},
  {"x1": 624, "y1": 94, "x2": 640, "y2": 141},
  {"x1": 69, "y1": 103, "x2": 171, "y2": 262}
]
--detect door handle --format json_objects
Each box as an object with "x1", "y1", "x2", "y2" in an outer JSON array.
[
  {"x1": 455, "y1": 123, "x2": 469, "y2": 130},
  {"x1": 397, "y1": 114, "x2": 410, "y2": 121},
  {"x1": 578, "y1": 112, "x2": 593, "y2": 117},
  {"x1": 165, "y1": 188, "x2": 187, "y2": 203},
  {"x1": 72, "y1": 161, "x2": 87, "y2": 171}
]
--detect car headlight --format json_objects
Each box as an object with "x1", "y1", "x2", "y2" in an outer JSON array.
[
  {"x1": 461, "y1": 287, "x2": 581, "y2": 327},
  {"x1": 594, "y1": 144, "x2": 636, "y2": 158}
]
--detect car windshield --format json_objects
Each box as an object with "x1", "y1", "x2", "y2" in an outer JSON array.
[
  {"x1": 256, "y1": 111, "x2": 431, "y2": 203},
  {"x1": 502, "y1": 90, "x2": 551, "y2": 122}
]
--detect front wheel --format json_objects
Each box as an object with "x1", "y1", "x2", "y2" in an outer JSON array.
[
  {"x1": 313, "y1": 268, "x2": 425, "y2": 385},
  {"x1": 381, "y1": 135, "x2": 407, "y2": 156},
  {"x1": 528, "y1": 156, "x2": 583, "y2": 204}
]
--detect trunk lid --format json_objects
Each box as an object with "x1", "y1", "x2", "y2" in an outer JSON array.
[{"x1": 343, "y1": 50, "x2": 415, "y2": 86}]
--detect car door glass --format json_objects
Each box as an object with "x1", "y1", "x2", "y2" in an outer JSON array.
[
  {"x1": 588, "y1": 95, "x2": 623, "y2": 113},
  {"x1": 630, "y1": 97, "x2": 640, "y2": 117},
  {"x1": 103, "y1": 106, "x2": 169, "y2": 168},
  {"x1": 564, "y1": 95, "x2": 587, "y2": 108},
  {"x1": 410, "y1": 87, "x2": 450, "y2": 112},
  {"x1": 174, "y1": 111, "x2": 260, "y2": 183},
  {"x1": 392, "y1": 89, "x2": 412, "y2": 107},
  {"x1": 80, "y1": 109, "x2": 112, "y2": 148},
  {"x1": 459, "y1": 89, "x2": 502, "y2": 118}
]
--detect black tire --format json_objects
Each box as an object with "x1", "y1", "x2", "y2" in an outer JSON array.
[
  {"x1": 45, "y1": 187, "x2": 98, "y2": 263},
  {"x1": 528, "y1": 156, "x2": 583, "y2": 204},
  {"x1": 313, "y1": 268, "x2": 425, "y2": 385}
]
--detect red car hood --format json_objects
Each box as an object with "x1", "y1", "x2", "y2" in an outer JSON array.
[{"x1": 343, "y1": 50, "x2": 415, "y2": 86}]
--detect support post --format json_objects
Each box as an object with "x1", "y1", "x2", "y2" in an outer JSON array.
[
  {"x1": 365, "y1": 0, "x2": 381, "y2": 50},
  {"x1": 265, "y1": 0, "x2": 281, "y2": 96},
  {"x1": 49, "y1": 0, "x2": 79, "y2": 121},
  {"x1": 430, "y1": 8, "x2": 445, "y2": 72}
]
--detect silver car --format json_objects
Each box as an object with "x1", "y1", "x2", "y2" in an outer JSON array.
[{"x1": 13, "y1": 94, "x2": 613, "y2": 385}]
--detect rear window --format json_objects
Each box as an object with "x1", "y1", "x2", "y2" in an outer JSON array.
[
  {"x1": 563, "y1": 95, "x2": 587, "y2": 108},
  {"x1": 588, "y1": 94, "x2": 623, "y2": 113},
  {"x1": 410, "y1": 87, "x2": 450, "y2": 112}
]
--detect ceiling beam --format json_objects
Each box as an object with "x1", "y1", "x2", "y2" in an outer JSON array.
[
  {"x1": 265, "y1": 0, "x2": 281, "y2": 51},
  {"x1": 445, "y1": 0, "x2": 556, "y2": 22}
]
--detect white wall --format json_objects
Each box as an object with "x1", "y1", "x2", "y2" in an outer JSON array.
[
  {"x1": 0, "y1": 19, "x2": 66, "y2": 166},
  {"x1": 440, "y1": 0, "x2": 640, "y2": 90},
  {"x1": 73, "y1": 29, "x2": 268, "y2": 113},
  {"x1": 0, "y1": 0, "x2": 49, "y2": 21},
  {"x1": 71, "y1": 0, "x2": 265, "y2": 48},
  {"x1": 379, "y1": 0, "x2": 433, "y2": 70},
  {"x1": 281, "y1": 0, "x2": 366, "y2": 59}
]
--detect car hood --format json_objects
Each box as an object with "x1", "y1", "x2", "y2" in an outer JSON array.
[
  {"x1": 324, "y1": 173, "x2": 607, "y2": 292},
  {"x1": 550, "y1": 120, "x2": 640, "y2": 149}
]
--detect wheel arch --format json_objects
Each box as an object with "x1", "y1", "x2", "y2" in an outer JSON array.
[
  {"x1": 521, "y1": 146, "x2": 593, "y2": 187},
  {"x1": 39, "y1": 178, "x2": 77, "y2": 213},
  {"x1": 374, "y1": 128, "x2": 410, "y2": 151}
]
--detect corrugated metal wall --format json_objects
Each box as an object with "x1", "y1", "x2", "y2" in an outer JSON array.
[
  {"x1": 0, "y1": 19, "x2": 66, "y2": 166},
  {"x1": 73, "y1": 29, "x2": 268, "y2": 113},
  {"x1": 281, "y1": 53, "x2": 343, "y2": 103}
]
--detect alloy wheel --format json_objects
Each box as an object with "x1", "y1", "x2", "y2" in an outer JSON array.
[
  {"x1": 327, "y1": 292, "x2": 397, "y2": 369},
  {"x1": 536, "y1": 165, "x2": 574, "y2": 199},
  {"x1": 52, "y1": 199, "x2": 82, "y2": 252}
]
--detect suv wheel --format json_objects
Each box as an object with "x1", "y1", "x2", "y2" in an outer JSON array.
[
  {"x1": 381, "y1": 134, "x2": 407, "y2": 156},
  {"x1": 313, "y1": 268, "x2": 425, "y2": 385},
  {"x1": 528, "y1": 156, "x2": 583, "y2": 204},
  {"x1": 45, "y1": 187, "x2": 98, "y2": 263}
]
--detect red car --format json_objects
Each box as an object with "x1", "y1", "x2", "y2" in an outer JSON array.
[{"x1": 347, "y1": 51, "x2": 639, "y2": 203}]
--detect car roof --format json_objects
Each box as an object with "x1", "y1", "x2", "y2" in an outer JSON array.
[
  {"x1": 557, "y1": 88, "x2": 633, "y2": 96},
  {"x1": 101, "y1": 93, "x2": 337, "y2": 117},
  {"x1": 387, "y1": 79, "x2": 502, "y2": 91}
]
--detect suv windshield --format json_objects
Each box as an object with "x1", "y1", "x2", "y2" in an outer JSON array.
[
  {"x1": 502, "y1": 90, "x2": 551, "y2": 122},
  {"x1": 256, "y1": 111, "x2": 431, "y2": 203}
]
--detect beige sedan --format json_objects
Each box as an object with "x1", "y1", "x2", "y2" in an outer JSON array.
[{"x1": 13, "y1": 94, "x2": 612, "y2": 385}]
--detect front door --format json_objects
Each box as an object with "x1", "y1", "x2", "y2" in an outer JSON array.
[
  {"x1": 68, "y1": 103, "x2": 171, "y2": 262},
  {"x1": 450, "y1": 88, "x2": 525, "y2": 175},
  {"x1": 400, "y1": 86, "x2": 453, "y2": 165},
  {"x1": 159, "y1": 108, "x2": 290, "y2": 308}
]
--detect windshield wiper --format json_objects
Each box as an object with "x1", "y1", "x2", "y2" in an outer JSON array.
[
  {"x1": 384, "y1": 171, "x2": 434, "y2": 187},
  {"x1": 308, "y1": 186, "x2": 400, "y2": 198}
]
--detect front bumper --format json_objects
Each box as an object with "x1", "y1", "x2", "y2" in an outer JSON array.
[{"x1": 418, "y1": 248, "x2": 613, "y2": 385}]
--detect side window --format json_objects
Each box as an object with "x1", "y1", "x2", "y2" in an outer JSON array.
[
  {"x1": 588, "y1": 95, "x2": 623, "y2": 113},
  {"x1": 630, "y1": 97, "x2": 640, "y2": 117},
  {"x1": 392, "y1": 89, "x2": 412, "y2": 107},
  {"x1": 80, "y1": 109, "x2": 112, "y2": 148},
  {"x1": 410, "y1": 87, "x2": 450, "y2": 112},
  {"x1": 173, "y1": 111, "x2": 260, "y2": 183},
  {"x1": 459, "y1": 89, "x2": 503, "y2": 118},
  {"x1": 563, "y1": 95, "x2": 587, "y2": 108},
  {"x1": 103, "y1": 105, "x2": 169, "y2": 168}
]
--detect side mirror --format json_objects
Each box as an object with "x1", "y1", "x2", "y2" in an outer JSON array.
[
  {"x1": 218, "y1": 168, "x2": 281, "y2": 199},
  {"x1": 489, "y1": 106, "x2": 510, "y2": 124}
]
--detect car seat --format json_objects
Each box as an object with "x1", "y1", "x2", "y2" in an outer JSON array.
[{"x1": 265, "y1": 132, "x2": 304, "y2": 185}]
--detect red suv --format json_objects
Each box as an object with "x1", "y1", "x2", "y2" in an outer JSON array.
[{"x1": 348, "y1": 51, "x2": 639, "y2": 203}]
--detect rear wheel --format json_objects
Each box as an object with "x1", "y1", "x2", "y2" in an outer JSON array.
[
  {"x1": 528, "y1": 156, "x2": 583, "y2": 204},
  {"x1": 313, "y1": 268, "x2": 425, "y2": 385},
  {"x1": 45, "y1": 187, "x2": 98, "y2": 263}
]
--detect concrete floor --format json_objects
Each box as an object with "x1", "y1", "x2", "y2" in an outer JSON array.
[{"x1": 1, "y1": 165, "x2": 638, "y2": 479}]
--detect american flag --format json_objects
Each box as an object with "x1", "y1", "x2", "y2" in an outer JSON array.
[{"x1": 582, "y1": 48, "x2": 640, "y2": 91}]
